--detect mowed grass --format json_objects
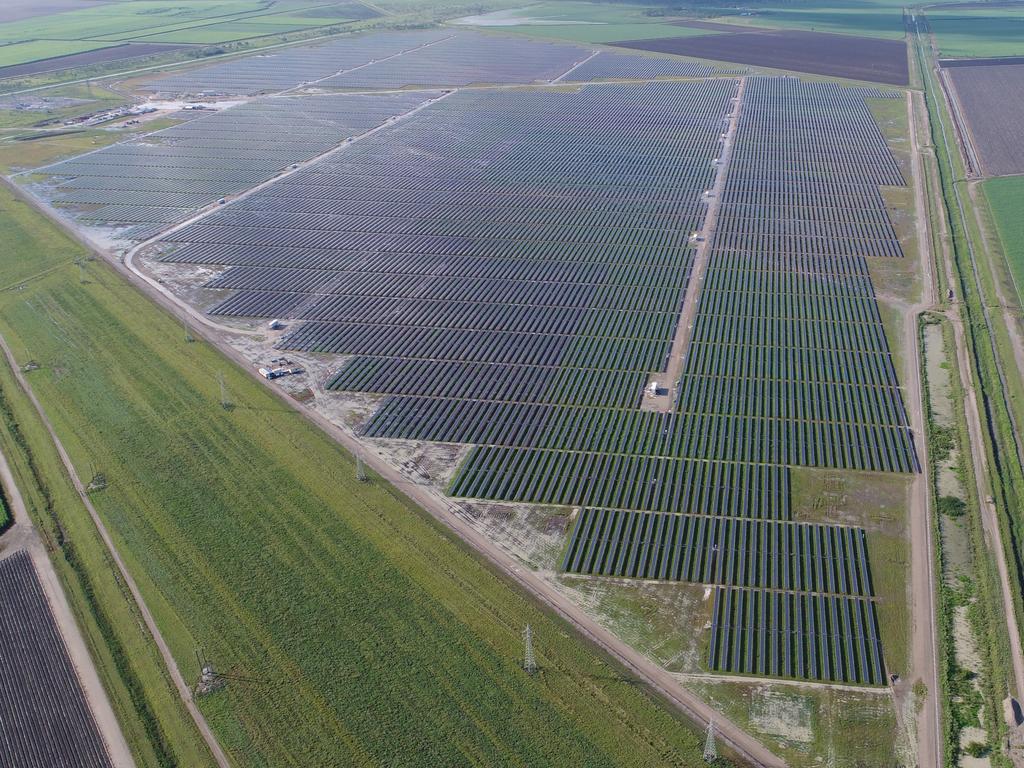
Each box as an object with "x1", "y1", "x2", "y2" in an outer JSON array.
[
  {"x1": 0, "y1": 182, "x2": 710, "y2": 766},
  {"x1": 985, "y1": 175, "x2": 1024, "y2": 307}
]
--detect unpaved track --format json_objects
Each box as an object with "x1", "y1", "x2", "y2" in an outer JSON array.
[
  {"x1": 916, "y1": 21, "x2": 1024, "y2": 706},
  {"x1": 0, "y1": 331, "x2": 232, "y2": 768},
  {"x1": 0, "y1": 448, "x2": 136, "y2": 767},
  {"x1": 2, "y1": 184, "x2": 783, "y2": 768},
  {"x1": 903, "y1": 86, "x2": 942, "y2": 768},
  {"x1": 643, "y1": 75, "x2": 745, "y2": 412}
]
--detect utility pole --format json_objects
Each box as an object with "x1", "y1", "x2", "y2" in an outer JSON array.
[
  {"x1": 356, "y1": 453, "x2": 367, "y2": 482},
  {"x1": 523, "y1": 625, "x2": 537, "y2": 675},
  {"x1": 703, "y1": 720, "x2": 717, "y2": 763}
]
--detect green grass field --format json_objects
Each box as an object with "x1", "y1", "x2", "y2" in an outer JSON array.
[
  {"x1": 927, "y1": 8, "x2": 1024, "y2": 58},
  {"x1": 985, "y1": 175, "x2": 1024, "y2": 308},
  {"x1": 703, "y1": 0, "x2": 909, "y2": 40},
  {"x1": 0, "y1": 0, "x2": 378, "y2": 71},
  {"x1": 0, "y1": 39, "x2": 120, "y2": 68},
  {"x1": 455, "y1": 2, "x2": 715, "y2": 44},
  {"x1": 0, "y1": 178, "x2": 713, "y2": 766}
]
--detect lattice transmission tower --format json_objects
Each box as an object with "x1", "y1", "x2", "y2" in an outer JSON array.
[
  {"x1": 703, "y1": 720, "x2": 717, "y2": 763},
  {"x1": 523, "y1": 625, "x2": 537, "y2": 674}
]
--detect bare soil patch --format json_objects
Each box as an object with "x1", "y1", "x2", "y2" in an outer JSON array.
[
  {"x1": 612, "y1": 29, "x2": 909, "y2": 85},
  {"x1": 946, "y1": 62, "x2": 1024, "y2": 175}
]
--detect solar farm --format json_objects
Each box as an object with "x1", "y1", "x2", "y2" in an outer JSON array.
[
  {"x1": 138, "y1": 29, "x2": 733, "y2": 96},
  {"x1": 22, "y1": 18, "x2": 918, "y2": 713},
  {"x1": 0, "y1": 551, "x2": 114, "y2": 768}
]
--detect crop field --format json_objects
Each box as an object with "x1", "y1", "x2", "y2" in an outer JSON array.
[
  {"x1": 138, "y1": 74, "x2": 913, "y2": 686},
  {"x1": 613, "y1": 29, "x2": 910, "y2": 85},
  {"x1": 944, "y1": 61, "x2": 1024, "y2": 175},
  {"x1": 0, "y1": 550, "x2": 113, "y2": 768},
  {"x1": 927, "y1": 5, "x2": 1024, "y2": 58},
  {"x1": 0, "y1": 41, "x2": 193, "y2": 80},
  {"x1": 708, "y1": 587, "x2": 886, "y2": 685},
  {"x1": 985, "y1": 175, "x2": 1024, "y2": 305},
  {"x1": 34, "y1": 91, "x2": 436, "y2": 238},
  {"x1": 454, "y1": 2, "x2": 715, "y2": 45},
  {"x1": 0, "y1": 0, "x2": 380, "y2": 74}
]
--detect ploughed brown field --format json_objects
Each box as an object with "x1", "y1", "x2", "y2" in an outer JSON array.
[
  {"x1": 611, "y1": 28, "x2": 910, "y2": 85},
  {"x1": 946, "y1": 62, "x2": 1024, "y2": 175}
]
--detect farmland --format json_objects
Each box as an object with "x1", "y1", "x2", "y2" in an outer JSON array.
[
  {"x1": 944, "y1": 61, "x2": 1024, "y2": 176},
  {"x1": 0, "y1": 42, "x2": 194, "y2": 81},
  {"x1": 696, "y1": 0, "x2": 909, "y2": 40},
  {"x1": 612, "y1": 28, "x2": 910, "y2": 85},
  {"x1": 985, "y1": 175, "x2": 1024, "y2": 305},
  {"x1": 453, "y1": 2, "x2": 717, "y2": 45},
  {"x1": 0, "y1": 0, "x2": 381, "y2": 76},
  {"x1": 0, "y1": 550, "x2": 114, "y2": 768},
  {"x1": 927, "y1": 5, "x2": 1024, "y2": 59},
  {"x1": 0, "y1": 179, "x2": 714, "y2": 765}
]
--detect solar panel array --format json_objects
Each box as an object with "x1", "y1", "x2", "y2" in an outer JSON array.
[
  {"x1": 561, "y1": 51, "x2": 725, "y2": 81},
  {"x1": 319, "y1": 31, "x2": 588, "y2": 88},
  {"x1": 708, "y1": 587, "x2": 885, "y2": 685},
  {"x1": 563, "y1": 509, "x2": 874, "y2": 595},
  {"x1": 36, "y1": 91, "x2": 436, "y2": 239},
  {"x1": 157, "y1": 83, "x2": 733, "y2": 504},
  {"x1": 142, "y1": 30, "x2": 450, "y2": 94},
  {"x1": 0, "y1": 551, "x2": 114, "y2": 768},
  {"x1": 116, "y1": 71, "x2": 908, "y2": 686},
  {"x1": 676, "y1": 77, "x2": 915, "y2": 474}
]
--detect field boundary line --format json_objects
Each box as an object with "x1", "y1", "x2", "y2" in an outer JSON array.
[{"x1": 0, "y1": 331, "x2": 232, "y2": 768}]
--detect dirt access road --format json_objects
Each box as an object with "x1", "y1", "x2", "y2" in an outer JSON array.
[
  {"x1": 0, "y1": 446, "x2": 136, "y2": 767},
  {"x1": 643, "y1": 75, "x2": 745, "y2": 412},
  {"x1": 902, "y1": 86, "x2": 942, "y2": 768}
]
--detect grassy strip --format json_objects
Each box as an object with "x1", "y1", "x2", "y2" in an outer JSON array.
[
  {"x1": 0, "y1": 192, "x2": 717, "y2": 765},
  {"x1": 915, "y1": 19, "x2": 1024, "y2": 760},
  {"x1": 0, "y1": 333, "x2": 216, "y2": 764},
  {"x1": 920, "y1": 313, "x2": 1008, "y2": 764}
]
